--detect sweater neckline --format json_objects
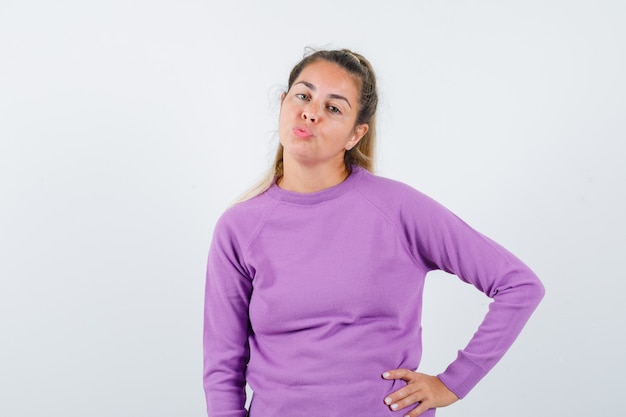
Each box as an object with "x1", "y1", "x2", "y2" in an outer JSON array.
[{"x1": 266, "y1": 166, "x2": 365, "y2": 205}]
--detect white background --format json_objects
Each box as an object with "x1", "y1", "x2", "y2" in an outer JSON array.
[{"x1": 1, "y1": 1, "x2": 624, "y2": 416}]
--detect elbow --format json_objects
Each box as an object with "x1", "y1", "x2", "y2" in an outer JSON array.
[
  {"x1": 514, "y1": 271, "x2": 545, "y2": 311},
  {"x1": 529, "y1": 274, "x2": 545, "y2": 307},
  {"x1": 521, "y1": 264, "x2": 545, "y2": 305},
  {"x1": 494, "y1": 269, "x2": 545, "y2": 311}
]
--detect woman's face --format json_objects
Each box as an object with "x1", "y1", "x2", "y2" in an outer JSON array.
[{"x1": 279, "y1": 60, "x2": 368, "y2": 170}]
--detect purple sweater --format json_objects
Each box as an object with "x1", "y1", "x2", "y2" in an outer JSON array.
[{"x1": 203, "y1": 166, "x2": 544, "y2": 417}]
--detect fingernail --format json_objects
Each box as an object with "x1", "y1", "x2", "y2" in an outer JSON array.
[
  {"x1": 384, "y1": 397, "x2": 392, "y2": 405},
  {"x1": 391, "y1": 404, "x2": 399, "y2": 411},
  {"x1": 382, "y1": 372, "x2": 390, "y2": 378}
]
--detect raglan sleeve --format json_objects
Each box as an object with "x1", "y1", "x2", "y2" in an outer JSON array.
[
  {"x1": 203, "y1": 214, "x2": 253, "y2": 417},
  {"x1": 405, "y1": 191, "x2": 545, "y2": 399}
]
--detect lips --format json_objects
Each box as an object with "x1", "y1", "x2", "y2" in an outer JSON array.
[{"x1": 293, "y1": 127, "x2": 313, "y2": 139}]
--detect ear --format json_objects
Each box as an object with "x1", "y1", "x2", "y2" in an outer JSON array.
[
  {"x1": 346, "y1": 123, "x2": 369, "y2": 150},
  {"x1": 280, "y1": 92, "x2": 287, "y2": 104}
]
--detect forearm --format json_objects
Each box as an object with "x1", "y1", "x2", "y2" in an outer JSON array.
[{"x1": 437, "y1": 268, "x2": 544, "y2": 398}]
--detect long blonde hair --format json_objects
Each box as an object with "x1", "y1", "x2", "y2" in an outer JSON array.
[{"x1": 236, "y1": 48, "x2": 379, "y2": 203}]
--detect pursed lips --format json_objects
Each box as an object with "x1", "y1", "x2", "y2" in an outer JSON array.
[{"x1": 293, "y1": 126, "x2": 313, "y2": 139}]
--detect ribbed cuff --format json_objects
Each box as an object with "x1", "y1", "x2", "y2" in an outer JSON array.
[{"x1": 437, "y1": 352, "x2": 488, "y2": 399}]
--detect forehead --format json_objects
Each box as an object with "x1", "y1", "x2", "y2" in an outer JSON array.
[{"x1": 295, "y1": 60, "x2": 360, "y2": 98}]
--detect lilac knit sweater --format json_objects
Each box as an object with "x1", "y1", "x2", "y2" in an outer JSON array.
[{"x1": 203, "y1": 166, "x2": 544, "y2": 417}]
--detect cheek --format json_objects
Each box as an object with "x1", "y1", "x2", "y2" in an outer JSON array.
[
  {"x1": 336, "y1": 123, "x2": 357, "y2": 141},
  {"x1": 278, "y1": 107, "x2": 288, "y2": 129},
  {"x1": 279, "y1": 104, "x2": 295, "y2": 124},
  {"x1": 278, "y1": 109, "x2": 293, "y2": 144}
]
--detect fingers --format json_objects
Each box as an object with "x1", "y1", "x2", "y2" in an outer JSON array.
[
  {"x1": 382, "y1": 368, "x2": 414, "y2": 382},
  {"x1": 382, "y1": 370, "x2": 423, "y2": 415},
  {"x1": 384, "y1": 391, "x2": 423, "y2": 415},
  {"x1": 382, "y1": 370, "x2": 459, "y2": 416},
  {"x1": 405, "y1": 402, "x2": 430, "y2": 417}
]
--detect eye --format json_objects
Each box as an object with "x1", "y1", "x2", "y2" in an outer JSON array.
[
  {"x1": 295, "y1": 93, "x2": 309, "y2": 101},
  {"x1": 327, "y1": 105, "x2": 341, "y2": 114}
]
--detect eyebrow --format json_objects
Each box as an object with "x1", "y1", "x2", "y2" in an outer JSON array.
[{"x1": 294, "y1": 81, "x2": 353, "y2": 109}]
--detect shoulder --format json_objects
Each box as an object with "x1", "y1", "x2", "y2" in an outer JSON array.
[
  {"x1": 352, "y1": 169, "x2": 465, "y2": 237},
  {"x1": 354, "y1": 169, "x2": 442, "y2": 213},
  {"x1": 213, "y1": 192, "x2": 278, "y2": 243}
]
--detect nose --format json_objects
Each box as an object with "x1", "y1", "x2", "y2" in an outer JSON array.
[{"x1": 301, "y1": 107, "x2": 317, "y2": 122}]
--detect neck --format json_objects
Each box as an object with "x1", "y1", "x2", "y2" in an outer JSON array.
[{"x1": 278, "y1": 160, "x2": 350, "y2": 193}]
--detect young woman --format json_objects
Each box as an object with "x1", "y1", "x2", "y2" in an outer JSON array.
[{"x1": 203, "y1": 49, "x2": 544, "y2": 417}]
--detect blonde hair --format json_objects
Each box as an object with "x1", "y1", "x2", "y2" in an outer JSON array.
[{"x1": 236, "y1": 48, "x2": 379, "y2": 203}]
